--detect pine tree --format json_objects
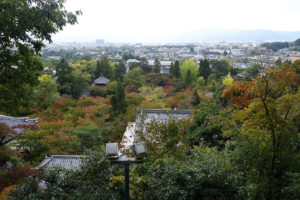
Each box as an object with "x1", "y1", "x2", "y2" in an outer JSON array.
[
  {"x1": 192, "y1": 89, "x2": 200, "y2": 106},
  {"x1": 56, "y1": 59, "x2": 72, "y2": 95},
  {"x1": 94, "y1": 57, "x2": 113, "y2": 79},
  {"x1": 110, "y1": 82, "x2": 127, "y2": 114},
  {"x1": 114, "y1": 63, "x2": 126, "y2": 81},
  {"x1": 153, "y1": 58, "x2": 161, "y2": 73},
  {"x1": 95, "y1": 59, "x2": 102, "y2": 78},
  {"x1": 198, "y1": 59, "x2": 211, "y2": 80},
  {"x1": 174, "y1": 60, "x2": 181, "y2": 79},
  {"x1": 185, "y1": 69, "x2": 192, "y2": 87},
  {"x1": 169, "y1": 62, "x2": 174, "y2": 77}
]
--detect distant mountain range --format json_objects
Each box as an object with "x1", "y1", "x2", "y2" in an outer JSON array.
[
  {"x1": 53, "y1": 29, "x2": 300, "y2": 43},
  {"x1": 169, "y1": 29, "x2": 300, "y2": 43}
]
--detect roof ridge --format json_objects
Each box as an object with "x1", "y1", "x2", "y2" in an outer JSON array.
[
  {"x1": 136, "y1": 109, "x2": 192, "y2": 114},
  {"x1": 0, "y1": 115, "x2": 38, "y2": 122}
]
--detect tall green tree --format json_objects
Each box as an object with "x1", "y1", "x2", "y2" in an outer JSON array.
[
  {"x1": 210, "y1": 59, "x2": 231, "y2": 78},
  {"x1": 56, "y1": 59, "x2": 72, "y2": 95},
  {"x1": 192, "y1": 89, "x2": 200, "y2": 106},
  {"x1": 189, "y1": 103, "x2": 223, "y2": 147},
  {"x1": 110, "y1": 82, "x2": 127, "y2": 115},
  {"x1": 70, "y1": 75, "x2": 87, "y2": 99},
  {"x1": 0, "y1": 0, "x2": 80, "y2": 115},
  {"x1": 32, "y1": 75, "x2": 59, "y2": 109},
  {"x1": 198, "y1": 59, "x2": 211, "y2": 80},
  {"x1": 95, "y1": 57, "x2": 113, "y2": 79},
  {"x1": 70, "y1": 59, "x2": 96, "y2": 83},
  {"x1": 56, "y1": 59, "x2": 87, "y2": 99},
  {"x1": 152, "y1": 58, "x2": 161, "y2": 73},
  {"x1": 140, "y1": 57, "x2": 152, "y2": 74},
  {"x1": 173, "y1": 60, "x2": 181, "y2": 79},
  {"x1": 124, "y1": 67, "x2": 145, "y2": 88},
  {"x1": 169, "y1": 62, "x2": 174, "y2": 77},
  {"x1": 114, "y1": 62, "x2": 126, "y2": 81},
  {"x1": 180, "y1": 58, "x2": 198, "y2": 83},
  {"x1": 185, "y1": 69, "x2": 192, "y2": 87}
]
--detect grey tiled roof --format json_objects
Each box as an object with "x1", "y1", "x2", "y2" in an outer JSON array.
[
  {"x1": 0, "y1": 115, "x2": 38, "y2": 145},
  {"x1": 92, "y1": 75, "x2": 110, "y2": 85},
  {"x1": 38, "y1": 155, "x2": 83, "y2": 170},
  {"x1": 0, "y1": 115, "x2": 38, "y2": 133},
  {"x1": 137, "y1": 109, "x2": 192, "y2": 115},
  {"x1": 135, "y1": 109, "x2": 192, "y2": 131}
]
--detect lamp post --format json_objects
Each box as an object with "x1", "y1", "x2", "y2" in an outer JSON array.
[{"x1": 106, "y1": 142, "x2": 147, "y2": 200}]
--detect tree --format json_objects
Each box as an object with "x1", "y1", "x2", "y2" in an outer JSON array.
[
  {"x1": 7, "y1": 152, "x2": 121, "y2": 200},
  {"x1": 152, "y1": 58, "x2": 161, "y2": 73},
  {"x1": 189, "y1": 103, "x2": 223, "y2": 147},
  {"x1": 70, "y1": 75, "x2": 87, "y2": 99},
  {"x1": 32, "y1": 75, "x2": 60, "y2": 109},
  {"x1": 0, "y1": 122, "x2": 38, "y2": 191},
  {"x1": 275, "y1": 59, "x2": 282, "y2": 67},
  {"x1": 129, "y1": 57, "x2": 151, "y2": 74},
  {"x1": 0, "y1": 124, "x2": 17, "y2": 147},
  {"x1": 56, "y1": 59, "x2": 72, "y2": 95},
  {"x1": 185, "y1": 69, "x2": 192, "y2": 87},
  {"x1": 56, "y1": 59, "x2": 89, "y2": 99},
  {"x1": 243, "y1": 64, "x2": 263, "y2": 80},
  {"x1": 110, "y1": 82, "x2": 127, "y2": 115},
  {"x1": 222, "y1": 72, "x2": 234, "y2": 86},
  {"x1": 173, "y1": 60, "x2": 181, "y2": 79},
  {"x1": 114, "y1": 62, "x2": 126, "y2": 81},
  {"x1": 124, "y1": 67, "x2": 145, "y2": 88},
  {"x1": 169, "y1": 62, "x2": 174, "y2": 77},
  {"x1": 198, "y1": 59, "x2": 211, "y2": 80},
  {"x1": 70, "y1": 59, "x2": 96, "y2": 83},
  {"x1": 222, "y1": 64, "x2": 300, "y2": 199},
  {"x1": 95, "y1": 57, "x2": 113, "y2": 79},
  {"x1": 210, "y1": 59, "x2": 231, "y2": 78},
  {"x1": 145, "y1": 146, "x2": 241, "y2": 200},
  {"x1": 192, "y1": 89, "x2": 200, "y2": 106},
  {"x1": 72, "y1": 125, "x2": 103, "y2": 150},
  {"x1": 0, "y1": 0, "x2": 80, "y2": 115},
  {"x1": 261, "y1": 42, "x2": 289, "y2": 52},
  {"x1": 180, "y1": 58, "x2": 198, "y2": 83},
  {"x1": 294, "y1": 38, "x2": 300, "y2": 46}
]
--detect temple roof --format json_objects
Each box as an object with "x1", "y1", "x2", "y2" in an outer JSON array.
[
  {"x1": 135, "y1": 109, "x2": 192, "y2": 131},
  {"x1": 92, "y1": 75, "x2": 110, "y2": 85},
  {"x1": 38, "y1": 155, "x2": 83, "y2": 170},
  {"x1": 0, "y1": 115, "x2": 38, "y2": 134},
  {"x1": 0, "y1": 115, "x2": 38, "y2": 145}
]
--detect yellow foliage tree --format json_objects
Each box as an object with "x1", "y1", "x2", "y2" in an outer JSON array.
[{"x1": 222, "y1": 72, "x2": 234, "y2": 86}]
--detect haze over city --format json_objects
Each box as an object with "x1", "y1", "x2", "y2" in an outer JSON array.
[{"x1": 52, "y1": 0, "x2": 300, "y2": 43}]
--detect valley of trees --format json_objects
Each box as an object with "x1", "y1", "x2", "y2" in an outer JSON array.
[{"x1": 1, "y1": 1, "x2": 300, "y2": 200}]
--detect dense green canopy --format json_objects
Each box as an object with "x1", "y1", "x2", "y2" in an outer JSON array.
[{"x1": 0, "y1": 0, "x2": 81, "y2": 115}]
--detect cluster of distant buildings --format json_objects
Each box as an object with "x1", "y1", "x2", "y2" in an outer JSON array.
[
  {"x1": 125, "y1": 59, "x2": 172, "y2": 74},
  {"x1": 44, "y1": 40, "x2": 300, "y2": 73}
]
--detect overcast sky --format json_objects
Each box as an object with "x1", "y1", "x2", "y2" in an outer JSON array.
[{"x1": 52, "y1": 0, "x2": 300, "y2": 43}]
